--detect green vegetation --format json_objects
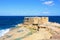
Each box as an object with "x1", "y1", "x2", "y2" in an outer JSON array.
[
  {"x1": 6, "y1": 35, "x2": 12, "y2": 38},
  {"x1": 15, "y1": 32, "x2": 32, "y2": 40},
  {"x1": 17, "y1": 30, "x2": 23, "y2": 32},
  {"x1": 28, "y1": 27, "x2": 37, "y2": 33},
  {"x1": 15, "y1": 38, "x2": 22, "y2": 40}
]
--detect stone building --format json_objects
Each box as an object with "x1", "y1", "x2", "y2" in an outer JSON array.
[{"x1": 24, "y1": 17, "x2": 49, "y2": 25}]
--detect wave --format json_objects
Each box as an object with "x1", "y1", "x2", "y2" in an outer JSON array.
[{"x1": 0, "y1": 28, "x2": 10, "y2": 37}]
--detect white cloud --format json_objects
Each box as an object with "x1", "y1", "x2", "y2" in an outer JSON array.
[
  {"x1": 43, "y1": 1, "x2": 54, "y2": 6},
  {"x1": 0, "y1": 29, "x2": 10, "y2": 37}
]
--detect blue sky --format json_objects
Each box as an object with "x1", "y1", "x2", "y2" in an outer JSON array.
[{"x1": 0, "y1": 0, "x2": 60, "y2": 16}]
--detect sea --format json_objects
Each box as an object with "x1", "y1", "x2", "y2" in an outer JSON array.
[{"x1": 0, "y1": 16, "x2": 60, "y2": 29}]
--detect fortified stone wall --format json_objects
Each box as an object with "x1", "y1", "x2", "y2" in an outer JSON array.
[{"x1": 24, "y1": 17, "x2": 49, "y2": 25}]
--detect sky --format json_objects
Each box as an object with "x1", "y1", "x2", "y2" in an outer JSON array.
[{"x1": 0, "y1": 0, "x2": 60, "y2": 16}]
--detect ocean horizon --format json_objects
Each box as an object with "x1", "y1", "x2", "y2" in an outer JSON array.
[{"x1": 0, "y1": 16, "x2": 60, "y2": 29}]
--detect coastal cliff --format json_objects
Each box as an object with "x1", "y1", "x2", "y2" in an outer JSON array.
[{"x1": 0, "y1": 17, "x2": 60, "y2": 40}]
